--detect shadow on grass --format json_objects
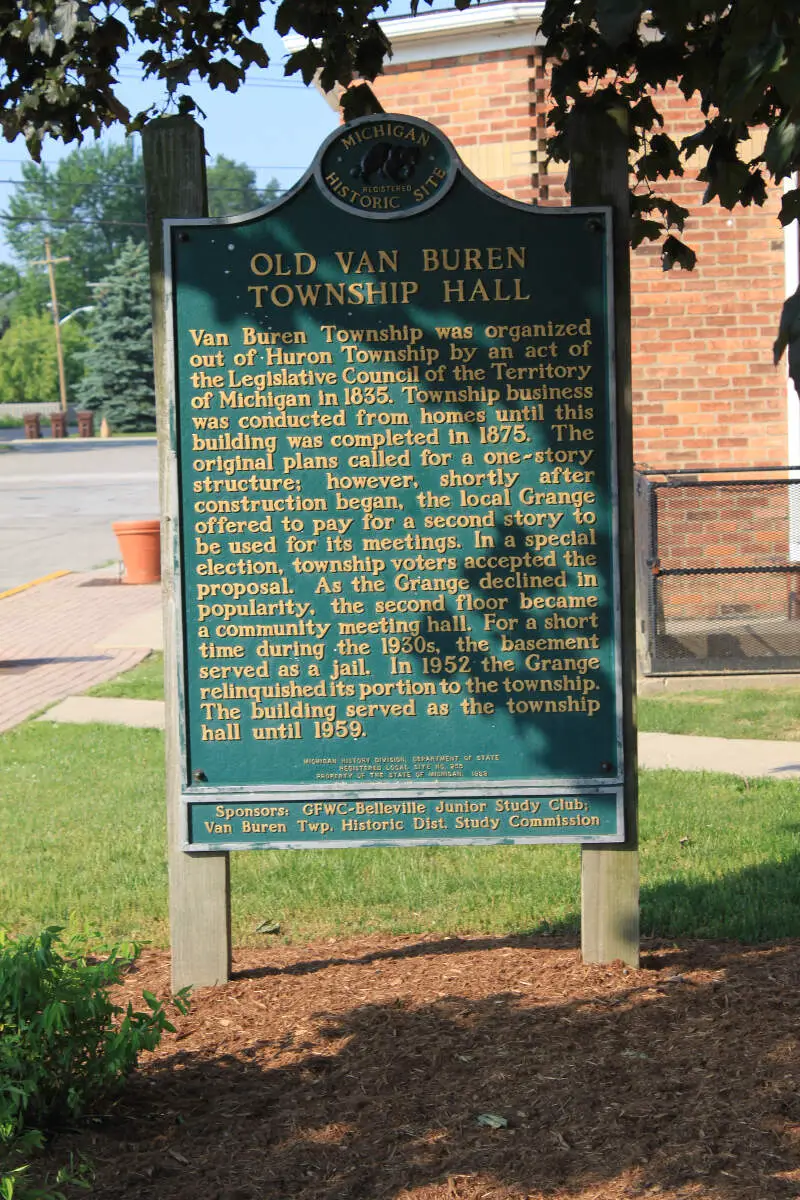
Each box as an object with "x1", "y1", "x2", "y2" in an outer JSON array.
[
  {"x1": 636, "y1": 852, "x2": 800, "y2": 943},
  {"x1": 531, "y1": 850, "x2": 800, "y2": 946},
  {"x1": 93, "y1": 939, "x2": 800, "y2": 1200},
  {"x1": 235, "y1": 851, "x2": 800, "y2": 985}
]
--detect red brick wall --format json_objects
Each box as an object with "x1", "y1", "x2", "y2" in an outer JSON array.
[
  {"x1": 628, "y1": 88, "x2": 787, "y2": 472},
  {"x1": 652, "y1": 481, "x2": 791, "y2": 619},
  {"x1": 374, "y1": 49, "x2": 790, "y2": 473},
  {"x1": 376, "y1": 48, "x2": 536, "y2": 200}
]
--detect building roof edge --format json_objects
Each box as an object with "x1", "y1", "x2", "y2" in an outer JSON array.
[{"x1": 285, "y1": 3, "x2": 544, "y2": 69}]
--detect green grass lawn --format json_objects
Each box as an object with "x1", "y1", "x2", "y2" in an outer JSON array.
[
  {"x1": 87, "y1": 653, "x2": 165, "y2": 701},
  {"x1": 2, "y1": 718, "x2": 799, "y2": 947},
  {"x1": 638, "y1": 687, "x2": 800, "y2": 741},
  {"x1": 6, "y1": 659, "x2": 796, "y2": 947}
]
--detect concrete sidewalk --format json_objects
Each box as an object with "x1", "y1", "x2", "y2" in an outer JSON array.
[
  {"x1": 638, "y1": 731, "x2": 800, "y2": 779},
  {"x1": 0, "y1": 568, "x2": 162, "y2": 732},
  {"x1": 4, "y1": 570, "x2": 800, "y2": 779}
]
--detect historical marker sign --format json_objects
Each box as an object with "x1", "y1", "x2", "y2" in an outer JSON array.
[{"x1": 167, "y1": 115, "x2": 624, "y2": 850}]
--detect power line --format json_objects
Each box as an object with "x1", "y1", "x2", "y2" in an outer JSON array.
[
  {"x1": 0, "y1": 158, "x2": 302, "y2": 169},
  {"x1": 0, "y1": 173, "x2": 299, "y2": 191},
  {"x1": 0, "y1": 180, "x2": 286, "y2": 191},
  {"x1": 115, "y1": 68, "x2": 307, "y2": 90},
  {"x1": 0, "y1": 215, "x2": 146, "y2": 226},
  {"x1": 0, "y1": 193, "x2": 290, "y2": 225}
]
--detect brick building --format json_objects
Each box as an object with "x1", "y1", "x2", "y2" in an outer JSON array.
[
  {"x1": 298, "y1": 2, "x2": 800, "y2": 666},
  {"x1": 364, "y1": 1, "x2": 797, "y2": 476}
]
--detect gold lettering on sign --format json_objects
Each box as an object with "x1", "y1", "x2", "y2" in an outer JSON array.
[{"x1": 180, "y1": 231, "x2": 609, "y2": 788}]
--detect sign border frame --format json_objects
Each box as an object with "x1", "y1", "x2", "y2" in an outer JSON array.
[{"x1": 163, "y1": 116, "x2": 625, "y2": 849}]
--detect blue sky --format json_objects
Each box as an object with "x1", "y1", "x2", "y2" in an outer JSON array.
[{"x1": 0, "y1": 21, "x2": 339, "y2": 261}]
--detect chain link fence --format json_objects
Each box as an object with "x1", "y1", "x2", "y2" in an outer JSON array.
[{"x1": 635, "y1": 468, "x2": 800, "y2": 674}]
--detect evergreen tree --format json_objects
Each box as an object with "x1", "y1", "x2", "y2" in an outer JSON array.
[
  {"x1": 0, "y1": 264, "x2": 21, "y2": 336},
  {"x1": 77, "y1": 241, "x2": 155, "y2": 431}
]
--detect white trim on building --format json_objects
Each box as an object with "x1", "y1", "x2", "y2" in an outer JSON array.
[
  {"x1": 377, "y1": 2, "x2": 544, "y2": 64},
  {"x1": 284, "y1": 2, "x2": 544, "y2": 83}
]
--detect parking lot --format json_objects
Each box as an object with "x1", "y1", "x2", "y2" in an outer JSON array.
[{"x1": 0, "y1": 438, "x2": 159, "y2": 592}]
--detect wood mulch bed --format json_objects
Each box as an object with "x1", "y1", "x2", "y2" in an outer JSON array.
[{"x1": 40, "y1": 934, "x2": 800, "y2": 1199}]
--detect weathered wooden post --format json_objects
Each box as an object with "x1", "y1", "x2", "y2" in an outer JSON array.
[
  {"x1": 570, "y1": 102, "x2": 640, "y2": 966},
  {"x1": 143, "y1": 116, "x2": 232, "y2": 989}
]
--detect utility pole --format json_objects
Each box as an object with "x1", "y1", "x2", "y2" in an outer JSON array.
[{"x1": 32, "y1": 237, "x2": 71, "y2": 413}]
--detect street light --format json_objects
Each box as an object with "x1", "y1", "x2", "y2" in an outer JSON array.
[{"x1": 59, "y1": 306, "x2": 95, "y2": 325}]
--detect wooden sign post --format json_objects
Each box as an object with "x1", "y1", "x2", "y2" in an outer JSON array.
[
  {"x1": 570, "y1": 104, "x2": 640, "y2": 967},
  {"x1": 143, "y1": 116, "x2": 232, "y2": 990}
]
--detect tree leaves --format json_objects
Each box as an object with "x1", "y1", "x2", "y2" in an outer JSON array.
[
  {"x1": 27, "y1": 17, "x2": 56, "y2": 57},
  {"x1": 595, "y1": 0, "x2": 644, "y2": 47},
  {"x1": 206, "y1": 154, "x2": 279, "y2": 217},
  {"x1": 2, "y1": 140, "x2": 147, "y2": 313},
  {"x1": 699, "y1": 137, "x2": 758, "y2": 210},
  {"x1": 354, "y1": 23, "x2": 392, "y2": 81},
  {"x1": 207, "y1": 58, "x2": 243, "y2": 92},
  {"x1": 764, "y1": 116, "x2": 800, "y2": 179},
  {"x1": 779, "y1": 187, "x2": 800, "y2": 229},
  {"x1": 285, "y1": 44, "x2": 322, "y2": 86},
  {"x1": 77, "y1": 240, "x2": 156, "y2": 429},
  {"x1": 630, "y1": 194, "x2": 689, "y2": 252},
  {"x1": 52, "y1": 1, "x2": 89, "y2": 45},
  {"x1": 637, "y1": 132, "x2": 683, "y2": 182},
  {"x1": 0, "y1": 0, "x2": 798, "y2": 290},
  {"x1": 0, "y1": 311, "x2": 87, "y2": 405},
  {"x1": 773, "y1": 287, "x2": 800, "y2": 398},
  {"x1": 341, "y1": 82, "x2": 384, "y2": 121},
  {"x1": 661, "y1": 235, "x2": 697, "y2": 273},
  {"x1": 544, "y1": 0, "x2": 800, "y2": 268},
  {"x1": 0, "y1": 0, "x2": 272, "y2": 157}
]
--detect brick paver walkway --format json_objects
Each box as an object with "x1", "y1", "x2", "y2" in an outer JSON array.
[{"x1": 0, "y1": 571, "x2": 160, "y2": 732}]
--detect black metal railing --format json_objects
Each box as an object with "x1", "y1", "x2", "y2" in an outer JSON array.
[{"x1": 635, "y1": 468, "x2": 800, "y2": 674}]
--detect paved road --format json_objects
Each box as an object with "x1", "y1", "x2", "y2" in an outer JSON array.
[{"x1": 0, "y1": 439, "x2": 159, "y2": 592}]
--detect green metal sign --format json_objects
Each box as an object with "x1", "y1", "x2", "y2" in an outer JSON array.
[{"x1": 167, "y1": 115, "x2": 624, "y2": 850}]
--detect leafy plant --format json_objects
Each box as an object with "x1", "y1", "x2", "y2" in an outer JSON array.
[
  {"x1": 0, "y1": 314, "x2": 86, "y2": 407},
  {"x1": 539, "y1": 0, "x2": 800, "y2": 274},
  {"x1": 0, "y1": 927, "x2": 188, "y2": 1198},
  {"x1": 0, "y1": 142, "x2": 275, "y2": 313},
  {"x1": 1, "y1": 1, "x2": 798, "y2": 376},
  {"x1": 206, "y1": 155, "x2": 281, "y2": 218}
]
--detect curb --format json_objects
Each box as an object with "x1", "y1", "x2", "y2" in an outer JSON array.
[
  {"x1": 6, "y1": 436, "x2": 158, "y2": 445},
  {"x1": 0, "y1": 569, "x2": 71, "y2": 601}
]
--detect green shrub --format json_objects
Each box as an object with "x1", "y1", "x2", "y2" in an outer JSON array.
[
  {"x1": 0, "y1": 927, "x2": 188, "y2": 1198},
  {"x1": 0, "y1": 315, "x2": 86, "y2": 407}
]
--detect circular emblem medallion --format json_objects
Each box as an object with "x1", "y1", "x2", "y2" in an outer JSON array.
[{"x1": 316, "y1": 114, "x2": 456, "y2": 219}]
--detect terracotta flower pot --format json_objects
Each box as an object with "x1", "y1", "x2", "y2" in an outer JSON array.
[{"x1": 112, "y1": 519, "x2": 161, "y2": 584}]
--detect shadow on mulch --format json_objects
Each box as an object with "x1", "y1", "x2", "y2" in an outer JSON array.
[{"x1": 40, "y1": 934, "x2": 800, "y2": 1200}]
